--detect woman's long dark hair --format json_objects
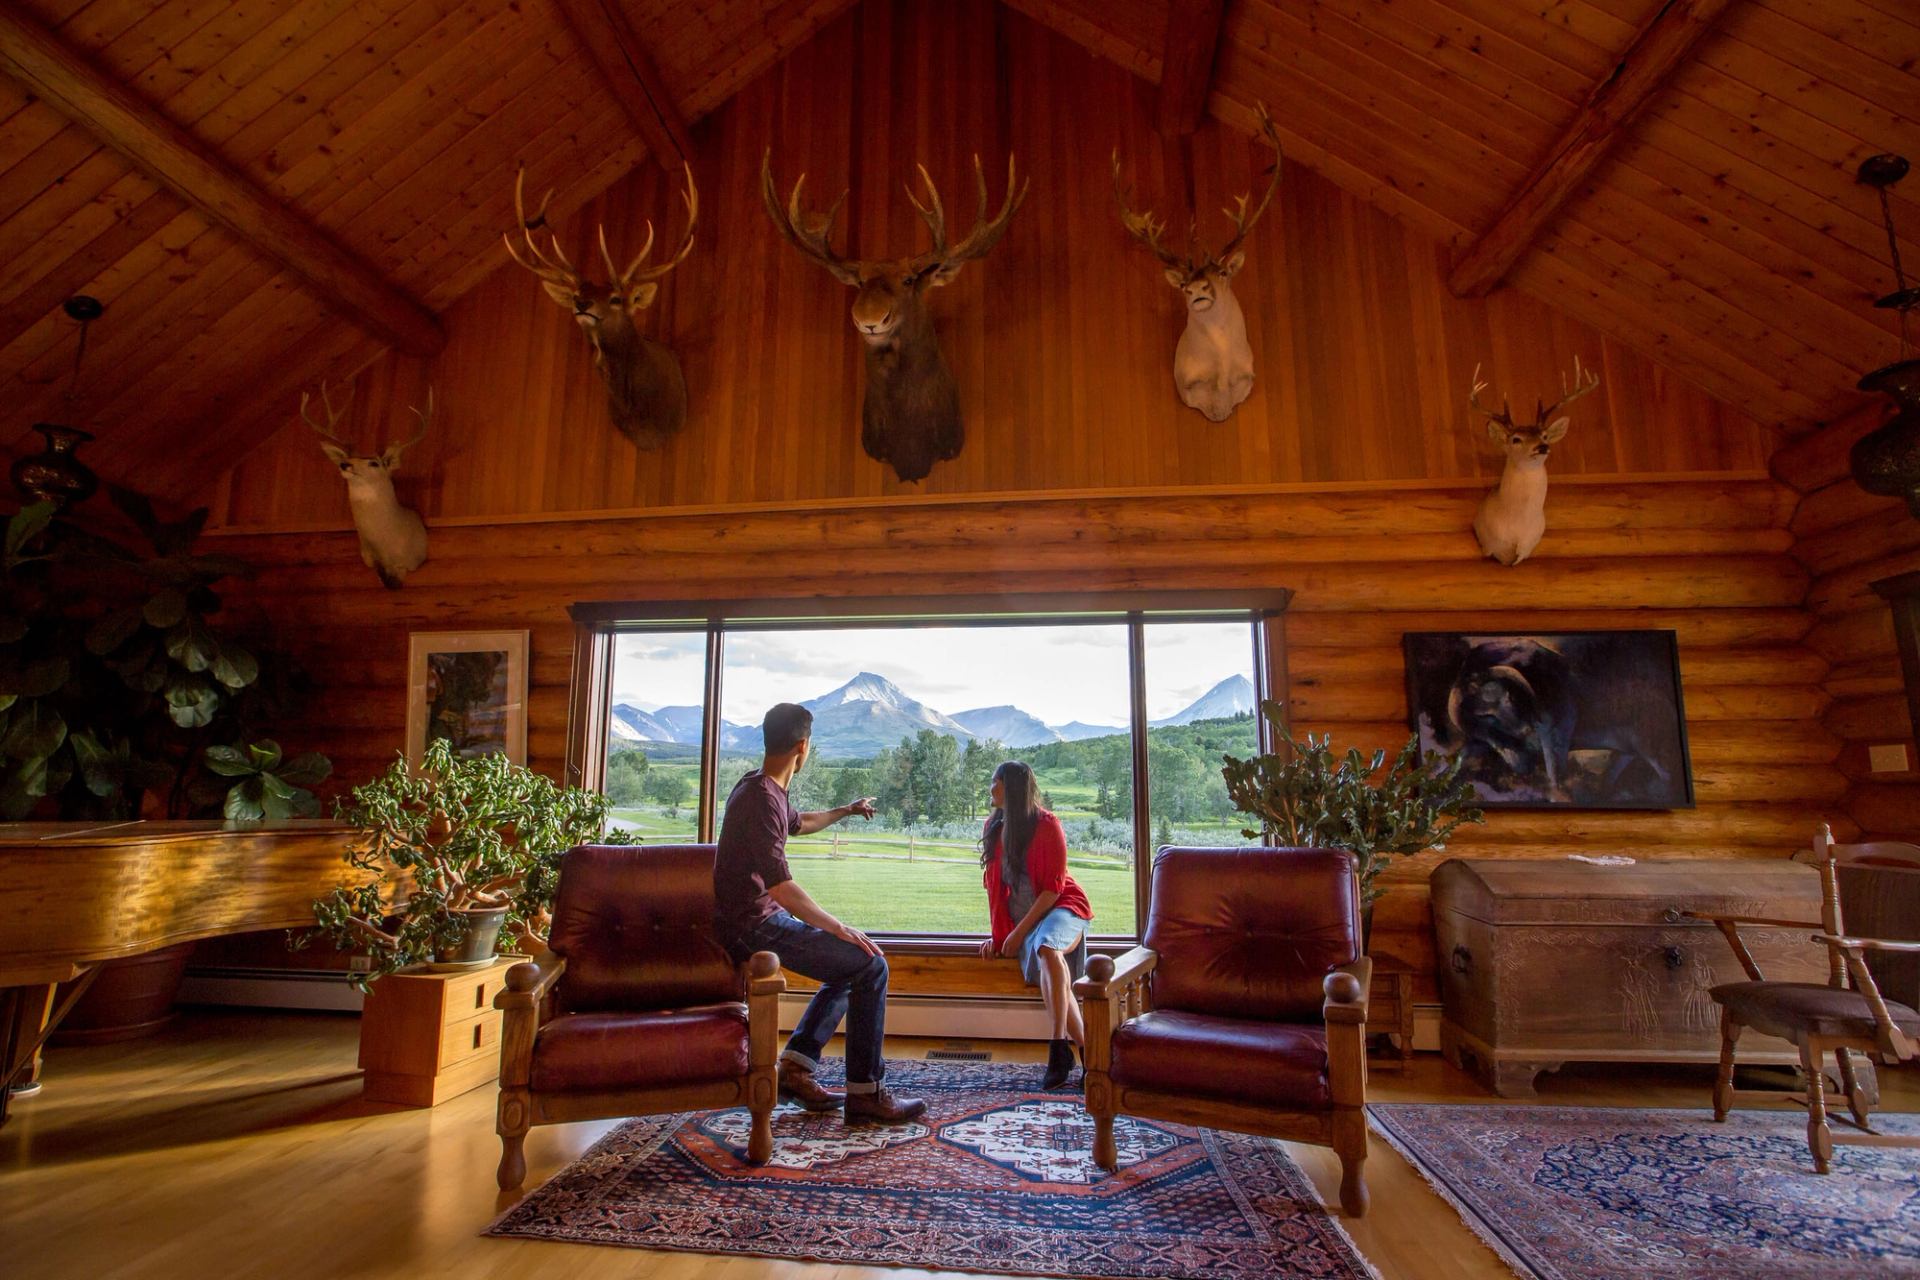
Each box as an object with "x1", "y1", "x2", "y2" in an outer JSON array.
[{"x1": 981, "y1": 761, "x2": 1041, "y2": 890}]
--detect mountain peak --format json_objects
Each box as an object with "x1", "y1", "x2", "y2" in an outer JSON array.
[{"x1": 1153, "y1": 673, "x2": 1255, "y2": 727}]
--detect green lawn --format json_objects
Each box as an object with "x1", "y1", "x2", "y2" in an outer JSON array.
[{"x1": 787, "y1": 852, "x2": 1136, "y2": 936}]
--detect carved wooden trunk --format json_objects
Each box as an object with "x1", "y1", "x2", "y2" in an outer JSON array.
[{"x1": 1431, "y1": 858, "x2": 1835, "y2": 1098}]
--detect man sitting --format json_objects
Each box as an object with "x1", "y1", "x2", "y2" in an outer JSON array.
[{"x1": 712, "y1": 702, "x2": 927, "y2": 1124}]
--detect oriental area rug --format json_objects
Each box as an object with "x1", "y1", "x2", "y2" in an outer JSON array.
[
  {"x1": 486, "y1": 1058, "x2": 1377, "y2": 1279},
  {"x1": 1369, "y1": 1103, "x2": 1920, "y2": 1280}
]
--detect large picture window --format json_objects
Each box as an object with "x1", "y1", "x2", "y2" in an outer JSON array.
[{"x1": 576, "y1": 593, "x2": 1285, "y2": 942}]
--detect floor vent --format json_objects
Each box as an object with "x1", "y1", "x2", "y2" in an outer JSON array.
[{"x1": 924, "y1": 1048, "x2": 993, "y2": 1061}]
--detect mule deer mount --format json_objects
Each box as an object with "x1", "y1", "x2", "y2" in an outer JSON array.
[
  {"x1": 302, "y1": 379, "x2": 431, "y2": 589},
  {"x1": 1114, "y1": 104, "x2": 1283, "y2": 423},
  {"x1": 760, "y1": 149, "x2": 1028, "y2": 482},
  {"x1": 504, "y1": 164, "x2": 698, "y2": 448},
  {"x1": 1468, "y1": 357, "x2": 1600, "y2": 566}
]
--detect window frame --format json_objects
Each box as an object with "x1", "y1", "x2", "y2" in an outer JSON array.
[{"x1": 568, "y1": 589, "x2": 1291, "y2": 948}]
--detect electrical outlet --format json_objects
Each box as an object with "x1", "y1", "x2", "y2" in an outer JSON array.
[{"x1": 1868, "y1": 742, "x2": 1913, "y2": 774}]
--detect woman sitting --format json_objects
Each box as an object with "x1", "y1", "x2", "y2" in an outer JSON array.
[{"x1": 977, "y1": 761, "x2": 1094, "y2": 1089}]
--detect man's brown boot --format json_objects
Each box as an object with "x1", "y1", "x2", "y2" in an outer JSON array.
[
  {"x1": 777, "y1": 1060, "x2": 844, "y2": 1112},
  {"x1": 843, "y1": 1086, "x2": 928, "y2": 1125}
]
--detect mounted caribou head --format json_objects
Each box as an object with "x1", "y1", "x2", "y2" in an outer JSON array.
[
  {"x1": 1113, "y1": 104, "x2": 1283, "y2": 423},
  {"x1": 760, "y1": 150, "x2": 1028, "y2": 482},
  {"x1": 302, "y1": 379, "x2": 431, "y2": 589},
  {"x1": 503, "y1": 165, "x2": 698, "y2": 448},
  {"x1": 1467, "y1": 357, "x2": 1600, "y2": 566}
]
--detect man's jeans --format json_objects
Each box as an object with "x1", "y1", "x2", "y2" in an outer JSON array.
[{"x1": 736, "y1": 910, "x2": 888, "y2": 1091}]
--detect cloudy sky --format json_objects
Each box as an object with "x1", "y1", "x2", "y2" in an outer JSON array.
[{"x1": 612, "y1": 621, "x2": 1255, "y2": 728}]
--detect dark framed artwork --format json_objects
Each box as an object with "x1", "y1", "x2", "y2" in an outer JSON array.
[
  {"x1": 1402, "y1": 630, "x2": 1694, "y2": 810},
  {"x1": 406, "y1": 630, "x2": 530, "y2": 768}
]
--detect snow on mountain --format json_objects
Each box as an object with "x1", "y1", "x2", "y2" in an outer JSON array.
[
  {"x1": 800, "y1": 672, "x2": 975, "y2": 758},
  {"x1": 1050, "y1": 720, "x2": 1127, "y2": 742},
  {"x1": 610, "y1": 702, "x2": 677, "y2": 742},
  {"x1": 952, "y1": 705, "x2": 1062, "y2": 748},
  {"x1": 1152, "y1": 674, "x2": 1256, "y2": 727}
]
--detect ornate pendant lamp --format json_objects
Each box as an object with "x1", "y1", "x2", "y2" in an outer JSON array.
[
  {"x1": 9, "y1": 295, "x2": 105, "y2": 512},
  {"x1": 1852, "y1": 155, "x2": 1920, "y2": 517}
]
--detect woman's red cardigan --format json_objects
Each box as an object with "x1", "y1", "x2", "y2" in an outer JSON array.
[{"x1": 982, "y1": 810, "x2": 1093, "y2": 952}]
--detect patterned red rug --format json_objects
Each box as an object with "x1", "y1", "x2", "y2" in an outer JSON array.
[{"x1": 487, "y1": 1058, "x2": 1377, "y2": 1279}]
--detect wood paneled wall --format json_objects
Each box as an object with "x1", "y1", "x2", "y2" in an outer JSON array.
[
  {"x1": 211, "y1": 475, "x2": 1830, "y2": 990},
  {"x1": 1773, "y1": 403, "x2": 1920, "y2": 841},
  {"x1": 203, "y1": 2, "x2": 1765, "y2": 527}
]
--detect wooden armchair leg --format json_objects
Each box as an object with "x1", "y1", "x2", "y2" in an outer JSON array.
[
  {"x1": 1713, "y1": 1006, "x2": 1740, "y2": 1122},
  {"x1": 1834, "y1": 1048, "x2": 1872, "y2": 1132},
  {"x1": 1333, "y1": 1108, "x2": 1369, "y2": 1218},
  {"x1": 1801, "y1": 1039, "x2": 1833, "y2": 1174},
  {"x1": 496, "y1": 1086, "x2": 531, "y2": 1189},
  {"x1": 1085, "y1": 1071, "x2": 1118, "y2": 1171},
  {"x1": 746, "y1": 1063, "x2": 776, "y2": 1165}
]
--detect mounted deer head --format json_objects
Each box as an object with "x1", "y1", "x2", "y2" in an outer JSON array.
[
  {"x1": 504, "y1": 164, "x2": 698, "y2": 448},
  {"x1": 1114, "y1": 104, "x2": 1283, "y2": 423},
  {"x1": 761, "y1": 149, "x2": 1028, "y2": 481},
  {"x1": 302, "y1": 379, "x2": 431, "y2": 589},
  {"x1": 1467, "y1": 357, "x2": 1601, "y2": 566}
]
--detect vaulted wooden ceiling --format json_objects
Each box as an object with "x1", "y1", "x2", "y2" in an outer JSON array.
[{"x1": 0, "y1": 0, "x2": 1914, "y2": 501}]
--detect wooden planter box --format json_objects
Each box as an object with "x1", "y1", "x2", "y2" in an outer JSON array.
[
  {"x1": 359, "y1": 958, "x2": 514, "y2": 1106},
  {"x1": 1431, "y1": 858, "x2": 1845, "y2": 1097}
]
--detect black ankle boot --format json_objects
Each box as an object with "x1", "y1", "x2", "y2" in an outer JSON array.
[{"x1": 1043, "y1": 1038, "x2": 1075, "y2": 1089}]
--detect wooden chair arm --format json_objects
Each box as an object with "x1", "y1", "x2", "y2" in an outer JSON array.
[
  {"x1": 1815, "y1": 934, "x2": 1920, "y2": 954},
  {"x1": 1074, "y1": 946, "x2": 1157, "y2": 1003},
  {"x1": 1683, "y1": 911, "x2": 1821, "y2": 929},
  {"x1": 1814, "y1": 936, "x2": 1920, "y2": 1062},
  {"x1": 1685, "y1": 911, "x2": 1818, "y2": 983},
  {"x1": 746, "y1": 949, "x2": 787, "y2": 997},
  {"x1": 496, "y1": 952, "x2": 566, "y2": 1011},
  {"x1": 495, "y1": 951, "x2": 564, "y2": 1089},
  {"x1": 745, "y1": 951, "x2": 784, "y2": 1078},
  {"x1": 1323, "y1": 956, "x2": 1372, "y2": 1027}
]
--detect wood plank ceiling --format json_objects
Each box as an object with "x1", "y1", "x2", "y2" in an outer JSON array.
[{"x1": 0, "y1": 0, "x2": 1914, "y2": 502}]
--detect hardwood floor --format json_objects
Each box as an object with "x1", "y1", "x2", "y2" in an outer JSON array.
[{"x1": 3, "y1": 1009, "x2": 1914, "y2": 1280}]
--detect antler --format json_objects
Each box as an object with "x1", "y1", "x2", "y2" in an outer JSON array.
[
  {"x1": 502, "y1": 169, "x2": 580, "y2": 287},
  {"x1": 603, "y1": 163, "x2": 699, "y2": 291},
  {"x1": 760, "y1": 149, "x2": 862, "y2": 285},
  {"x1": 1212, "y1": 102, "x2": 1283, "y2": 264},
  {"x1": 386, "y1": 386, "x2": 433, "y2": 463},
  {"x1": 1537, "y1": 354, "x2": 1600, "y2": 423},
  {"x1": 907, "y1": 154, "x2": 1028, "y2": 276},
  {"x1": 1467, "y1": 363, "x2": 1517, "y2": 429},
  {"x1": 300, "y1": 379, "x2": 354, "y2": 447},
  {"x1": 1112, "y1": 151, "x2": 1189, "y2": 272}
]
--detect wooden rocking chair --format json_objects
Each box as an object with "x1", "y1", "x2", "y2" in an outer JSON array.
[{"x1": 1690, "y1": 823, "x2": 1920, "y2": 1174}]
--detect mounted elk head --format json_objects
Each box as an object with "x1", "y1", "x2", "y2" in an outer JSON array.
[
  {"x1": 1113, "y1": 104, "x2": 1283, "y2": 423},
  {"x1": 761, "y1": 150, "x2": 1028, "y2": 482},
  {"x1": 504, "y1": 165, "x2": 698, "y2": 448},
  {"x1": 302, "y1": 380, "x2": 431, "y2": 589},
  {"x1": 1467, "y1": 357, "x2": 1600, "y2": 566}
]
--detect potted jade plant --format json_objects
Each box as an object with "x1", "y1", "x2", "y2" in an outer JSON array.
[
  {"x1": 303, "y1": 737, "x2": 612, "y2": 987},
  {"x1": 1221, "y1": 701, "x2": 1483, "y2": 946}
]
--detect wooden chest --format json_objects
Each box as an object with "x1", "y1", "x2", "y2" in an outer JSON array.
[{"x1": 1431, "y1": 858, "x2": 1835, "y2": 1097}]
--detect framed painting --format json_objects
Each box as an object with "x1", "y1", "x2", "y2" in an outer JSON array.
[
  {"x1": 1402, "y1": 630, "x2": 1693, "y2": 810},
  {"x1": 406, "y1": 631, "x2": 530, "y2": 768}
]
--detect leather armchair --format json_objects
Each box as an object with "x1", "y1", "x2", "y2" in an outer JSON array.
[
  {"x1": 493, "y1": 844, "x2": 784, "y2": 1189},
  {"x1": 1076, "y1": 847, "x2": 1371, "y2": 1216}
]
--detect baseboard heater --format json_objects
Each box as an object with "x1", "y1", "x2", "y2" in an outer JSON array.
[
  {"x1": 784, "y1": 992, "x2": 1054, "y2": 1041},
  {"x1": 179, "y1": 966, "x2": 366, "y2": 1013}
]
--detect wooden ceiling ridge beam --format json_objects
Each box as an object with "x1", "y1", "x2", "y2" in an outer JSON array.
[
  {"x1": 1446, "y1": 0, "x2": 1736, "y2": 299},
  {"x1": 0, "y1": 5, "x2": 444, "y2": 358},
  {"x1": 1157, "y1": 0, "x2": 1228, "y2": 136},
  {"x1": 551, "y1": 0, "x2": 694, "y2": 171}
]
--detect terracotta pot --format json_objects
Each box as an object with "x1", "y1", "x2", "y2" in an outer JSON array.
[
  {"x1": 426, "y1": 907, "x2": 509, "y2": 972},
  {"x1": 50, "y1": 943, "x2": 195, "y2": 1045}
]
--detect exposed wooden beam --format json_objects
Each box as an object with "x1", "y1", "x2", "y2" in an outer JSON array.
[
  {"x1": 1447, "y1": 0, "x2": 1734, "y2": 298},
  {"x1": 551, "y1": 0, "x2": 694, "y2": 171},
  {"x1": 0, "y1": 6, "x2": 443, "y2": 358},
  {"x1": 1156, "y1": 0, "x2": 1227, "y2": 136}
]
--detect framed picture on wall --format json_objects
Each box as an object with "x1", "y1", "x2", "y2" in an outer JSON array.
[
  {"x1": 406, "y1": 631, "x2": 530, "y2": 768},
  {"x1": 1402, "y1": 630, "x2": 1693, "y2": 810}
]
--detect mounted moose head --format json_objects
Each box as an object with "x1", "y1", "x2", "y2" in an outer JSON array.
[
  {"x1": 503, "y1": 165, "x2": 698, "y2": 448},
  {"x1": 760, "y1": 149, "x2": 1028, "y2": 482},
  {"x1": 1467, "y1": 357, "x2": 1600, "y2": 566},
  {"x1": 1113, "y1": 104, "x2": 1283, "y2": 423},
  {"x1": 302, "y1": 380, "x2": 431, "y2": 589}
]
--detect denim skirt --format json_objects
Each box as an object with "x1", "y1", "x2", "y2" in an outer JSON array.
[{"x1": 1018, "y1": 906, "x2": 1089, "y2": 986}]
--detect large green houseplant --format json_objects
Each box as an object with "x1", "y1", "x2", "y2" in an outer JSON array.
[
  {"x1": 305, "y1": 738, "x2": 612, "y2": 986},
  {"x1": 1221, "y1": 701, "x2": 1483, "y2": 926}
]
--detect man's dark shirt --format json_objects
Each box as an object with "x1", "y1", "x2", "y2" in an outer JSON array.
[{"x1": 713, "y1": 768, "x2": 803, "y2": 945}]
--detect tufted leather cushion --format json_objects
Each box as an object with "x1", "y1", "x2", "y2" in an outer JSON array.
[
  {"x1": 530, "y1": 1004, "x2": 749, "y2": 1093},
  {"x1": 1110, "y1": 1010, "x2": 1331, "y2": 1110},
  {"x1": 548, "y1": 845, "x2": 740, "y2": 1012},
  {"x1": 1712, "y1": 981, "x2": 1920, "y2": 1042},
  {"x1": 1144, "y1": 847, "x2": 1360, "y2": 1022}
]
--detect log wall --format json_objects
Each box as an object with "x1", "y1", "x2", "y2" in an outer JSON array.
[
  {"x1": 211, "y1": 476, "x2": 1832, "y2": 993},
  {"x1": 1773, "y1": 402, "x2": 1920, "y2": 842}
]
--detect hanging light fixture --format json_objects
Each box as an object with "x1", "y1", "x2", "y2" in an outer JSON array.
[
  {"x1": 1851, "y1": 154, "x2": 1920, "y2": 518},
  {"x1": 9, "y1": 295, "x2": 105, "y2": 512}
]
